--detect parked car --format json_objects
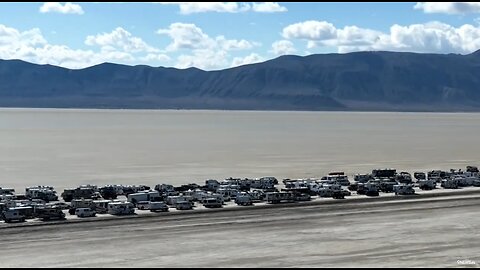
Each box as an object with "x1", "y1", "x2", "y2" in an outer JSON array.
[
  {"x1": 1, "y1": 208, "x2": 26, "y2": 223},
  {"x1": 75, "y1": 208, "x2": 96, "y2": 218},
  {"x1": 136, "y1": 201, "x2": 151, "y2": 210},
  {"x1": 176, "y1": 201, "x2": 193, "y2": 210},
  {"x1": 47, "y1": 202, "x2": 70, "y2": 210},
  {"x1": 35, "y1": 207, "x2": 66, "y2": 221}
]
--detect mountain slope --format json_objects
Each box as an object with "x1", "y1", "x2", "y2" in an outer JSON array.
[{"x1": 1, "y1": 50, "x2": 480, "y2": 111}]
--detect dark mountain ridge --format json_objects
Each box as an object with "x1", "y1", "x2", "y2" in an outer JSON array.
[{"x1": 1, "y1": 50, "x2": 480, "y2": 111}]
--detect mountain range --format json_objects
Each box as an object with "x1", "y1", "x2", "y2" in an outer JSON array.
[{"x1": 1, "y1": 50, "x2": 480, "y2": 111}]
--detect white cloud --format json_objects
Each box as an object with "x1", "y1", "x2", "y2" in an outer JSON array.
[
  {"x1": 85, "y1": 27, "x2": 158, "y2": 53},
  {"x1": 0, "y1": 25, "x2": 47, "y2": 47},
  {"x1": 176, "y1": 49, "x2": 229, "y2": 70},
  {"x1": 139, "y1": 53, "x2": 171, "y2": 62},
  {"x1": 251, "y1": 2, "x2": 287, "y2": 13},
  {"x1": 157, "y1": 23, "x2": 214, "y2": 51},
  {"x1": 0, "y1": 24, "x2": 171, "y2": 69},
  {"x1": 157, "y1": 2, "x2": 286, "y2": 14},
  {"x1": 158, "y1": 2, "x2": 250, "y2": 14},
  {"x1": 0, "y1": 23, "x2": 260, "y2": 70},
  {"x1": 376, "y1": 22, "x2": 480, "y2": 54},
  {"x1": 216, "y1": 36, "x2": 257, "y2": 51},
  {"x1": 231, "y1": 53, "x2": 264, "y2": 67},
  {"x1": 283, "y1": 20, "x2": 480, "y2": 54},
  {"x1": 414, "y1": 2, "x2": 480, "y2": 14},
  {"x1": 335, "y1": 26, "x2": 383, "y2": 46},
  {"x1": 39, "y1": 2, "x2": 84, "y2": 14},
  {"x1": 282, "y1": 20, "x2": 337, "y2": 40},
  {"x1": 158, "y1": 22, "x2": 259, "y2": 69},
  {"x1": 270, "y1": 40, "x2": 296, "y2": 55}
]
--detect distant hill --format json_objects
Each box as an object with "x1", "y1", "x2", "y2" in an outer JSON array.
[{"x1": 2, "y1": 50, "x2": 480, "y2": 111}]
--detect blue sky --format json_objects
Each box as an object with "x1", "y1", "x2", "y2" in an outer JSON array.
[{"x1": 1, "y1": 2, "x2": 480, "y2": 70}]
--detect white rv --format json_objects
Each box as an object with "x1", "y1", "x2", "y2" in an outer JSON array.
[
  {"x1": 217, "y1": 187, "x2": 239, "y2": 201},
  {"x1": 0, "y1": 188, "x2": 15, "y2": 196},
  {"x1": 127, "y1": 191, "x2": 161, "y2": 205},
  {"x1": 93, "y1": 200, "x2": 110, "y2": 214},
  {"x1": 166, "y1": 196, "x2": 190, "y2": 206},
  {"x1": 25, "y1": 186, "x2": 58, "y2": 202},
  {"x1": 317, "y1": 184, "x2": 341, "y2": 197},
  {"x1": 69, "y1": 199, "x2": 95, "y2": 215},
  {"x1": 265, "y1": 192, "x2": 296, "y2": 204}
]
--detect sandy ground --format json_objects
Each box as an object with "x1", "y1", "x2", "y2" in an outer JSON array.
[
  {"x1": 3, "y1": 109, "x2": 480, "y2": 193},
  {"x1": 1, "y1": 192, "x2": 480, "y2": 268}
]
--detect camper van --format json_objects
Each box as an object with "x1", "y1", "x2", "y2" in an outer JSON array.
[
  {"x1": 265, "y1": 192, "x2": 296, "y2": 204},
  {"x1": 127, "y1": 191, "x2": 161, "y2": 205},
  {"x1": 92, "y1": 200, "x2": 110, "y2": 214},
  {"x1": 69, "y1": 199, "x2": 95, "y2": 215}
]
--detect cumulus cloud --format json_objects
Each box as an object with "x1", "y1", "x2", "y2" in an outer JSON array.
[
  {"x1": 251, "y1": 2, "x2": 287, "y2": 13},
  {"x1": 157, "y1": 22, "x2": 260, "y2": 70},
  {"x1": 216, "y1": 36, "x2": 257, "y2": 51},
  {"x1": 0, "y1": 24, "x2": 169, "y2": 69},
  {"x1": 270, "y1": 40, "x2": 296, "y2": 55},
  {"x1": 176, "y1": 49, "x2": 229, "y2": 70},
  {"x1": 158, "y1": 2, "x2": 249, "y2": 14},
  {"x1": 0, "y1": 22, "x2": 261, "y2": 70},
  {"x1": 140, "y1": 53, "x2": 171, "y2": 62},
  {"x1": 0, "y1": 24, "x2": 103, "y2": 69},
  {"x1": 158, "y1": 2, "x2": 286, "y2": 14},
  {"x1": 0, "y1": 25, "x2": 47, "y2": 47},
  {"x1": 39, "y1": 2, "x2": 84, "y2": 14},
  {"x1": 157, "y1": 23, "x2": 258, "y2": 51},
  {"x1": 282, "y1": 20, "x2": 480, "y2": 54},
  {"x1": 414, "y1": 2, "x2": 480, "y2": 14},
  {"x1": 85, "y1": 27, "x2": 159, "y2": 53},
  {"x1": 157, "y1": 23, "x2": 214, "y2": 51},
  {"x1": 282, "y1": 21, "x2": 337, "y2": 40},
  {"x1": 231, "y1": 53, "x2": 264, "y2": 67}
]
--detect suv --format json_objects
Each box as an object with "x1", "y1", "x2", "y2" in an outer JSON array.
[
  {"x1": 202, "y1": 198, "x2": 223, "y2": 208},
  {"x1": 75, "y1": 208, "x2": 96, "y2": 218},
  {"x1": 36, "y1": 207, "x2": 66, "y2": 221},
  {"x1": 176, "y1": 201, "x2": 193, "y2": 210},
  {"x1": 1, "y1": 209, "x2": 26, "y2": 223},
  {"x1": 149, "y1": 202, "x2": 169, "y2": 212},
  {"x1": 136, "y1": 201, "x2": 151, "y2": 210}
]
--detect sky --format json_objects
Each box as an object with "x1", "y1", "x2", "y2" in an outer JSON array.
[{"x1": 1, "y1": 2, "x2": 480, "y2": 70}]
